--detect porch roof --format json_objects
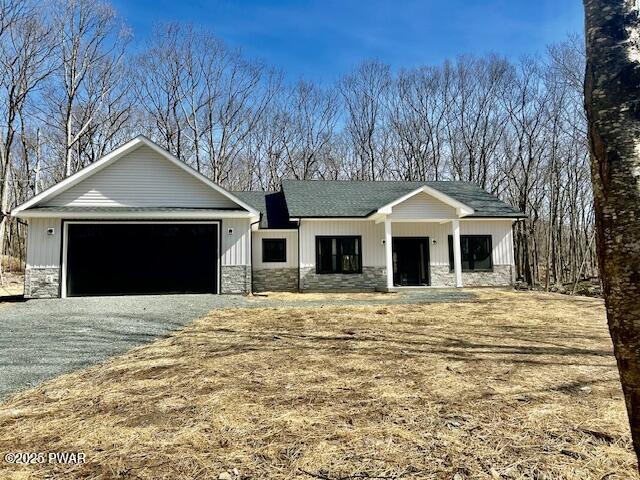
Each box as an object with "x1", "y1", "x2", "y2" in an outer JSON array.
[{"x1": 281, "y1": 180, "x2": 525, "y2": 219}]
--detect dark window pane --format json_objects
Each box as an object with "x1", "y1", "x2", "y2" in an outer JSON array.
[
  {"x1": 471, "y1": 236, "x2": 492, "y2": 270},
  {"x1": 448, "y1": 235, "x2": 454, "y2": 270},
  {"x1": 263, "y1": 238, "x2": 286, "y2": 262},
  {"x1": 461, "y1": 236, "x2": 471, "y2": 271},
  {"x1": 316, "y1": 236, "x2": 362, "y2": 274},
  {"x1": 317, "y1": 237, "x2": 333, "y2": 273},
  {"x1": 340, "y1": 237, "x2": 360, "y2": 273},
  {"x1": 448, "y1": 234, "x2": 493, "y2": 272}
]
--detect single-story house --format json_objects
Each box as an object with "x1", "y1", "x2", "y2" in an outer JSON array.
[{"x1": 11, "y1": 136, "x2": 525, "y2": 298}]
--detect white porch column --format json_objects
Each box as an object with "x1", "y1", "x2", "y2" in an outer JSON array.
[
  {"x1": 384, "y1": 219, "x2": 393, "y2": 290},
  {"x1": 451, "y1": 219, "x2": 463, "y2": 288}
]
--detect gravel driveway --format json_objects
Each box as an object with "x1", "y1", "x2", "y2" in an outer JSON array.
[
  {"x1": 0, "y1": 289, "x2": 472, "y2": 400},
  {"x1": 0, "y1": 295, "x2": 234, "y2": 400}
]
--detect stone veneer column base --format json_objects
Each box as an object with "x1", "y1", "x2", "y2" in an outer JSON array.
[
  {"x1": 300, "y1": 266, "x2": 386, "y2": 292},
  {"x1": 252, "y1": 267, "x2": 298, "y2": 292},
  {"x1": 220, "y1": 265, "x2": 251, "y2": 294},
  {"x1": 430, "y1": 264, "x2": 513, "y2": 287},
  {"x1": 24, "y1": 267, "x2": 60, "y2": 298}
]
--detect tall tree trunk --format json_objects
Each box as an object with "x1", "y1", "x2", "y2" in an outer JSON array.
[
  {"x1": 0, "y1": 158, "x2": 11, "y2": 285},
  {"x1": 65, "y1": 114, "x2": 74, "y2": 177},
  {"x1": 584, "y1": 0, "x2": 640, "y2": 466}
]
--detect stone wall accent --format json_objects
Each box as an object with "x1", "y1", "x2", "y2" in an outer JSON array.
[
  {"x1": 430, "y1": 265, "x2": 456, "y2": 287},
  {"x1": 253, "y1": 267, "x2": 298, "y2": 292},
  {"x1": 300, "y1": 266, "x2": 386, "y2": 292},
  {"x1": 220, "y1": 265, "x2": 251, "y2": 294},
  {"x1": 24, "y1": 267, "x2": 60, "y2": 298},
  {"x1": 430, "y1": 264, "x2": 513, "y2": 287}
]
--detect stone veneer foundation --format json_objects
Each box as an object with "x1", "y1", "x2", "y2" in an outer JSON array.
[
  {"x1": 252, "y1": 267, "x2": 298, "y2": 292},
  {"x1": 24, "y1": 267, "x2": 60, "y2": 298},
  {"x1": 430, "y1": 264, "x2": 513, "y2": 287},
  {"x1": 220, "y1": 265, "x2": 251, "y2": 294},
  {"x1": 300, "y1": 266, "x2": 386, "y2": 292},
  {"x1": 23, "y1": 264, "x2": 512, "y2": 298}
]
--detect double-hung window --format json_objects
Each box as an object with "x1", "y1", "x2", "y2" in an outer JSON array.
[
  {"x1": 316, "y1": 236, "x2": 362, "y2": 274},
  {"x1": 448, "y1": 235, "x2": 493, "y2": 271}
]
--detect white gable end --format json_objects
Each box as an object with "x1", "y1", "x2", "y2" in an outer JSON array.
[
  {"x1": 388, "y1": 191, "x2": 457, "y2": 220},
  {"x1": 44, "y1": 145, "x2": 239, "y2": 209}
]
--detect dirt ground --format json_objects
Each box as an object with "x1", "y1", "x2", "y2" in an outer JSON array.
[{"x1": 0, "y1": 289, "x2": 635, "y2": 479}]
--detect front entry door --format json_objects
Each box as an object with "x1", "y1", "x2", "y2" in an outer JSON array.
[{"x1": 392, "y1": 237, "x2": 430, "y2": 286}]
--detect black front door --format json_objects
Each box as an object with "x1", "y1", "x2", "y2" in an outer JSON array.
[
  {"x1": 66, "y1": 223, "x2": 218, "y2": 296},
  {"x1": 392, "y1": 237, "x2": 430, "y2": 286}
]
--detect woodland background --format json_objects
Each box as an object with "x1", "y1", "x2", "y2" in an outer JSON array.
[{"x1": 0, "y1": 0, "x2": 594, "y2": 289}]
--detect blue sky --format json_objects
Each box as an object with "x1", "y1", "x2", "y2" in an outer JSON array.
[{"x1": 113, "y1": 0, "x2": 584, "y2": 82}]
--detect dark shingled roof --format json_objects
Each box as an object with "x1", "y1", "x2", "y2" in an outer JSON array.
[
  {"x1": 280, "y1": 180, "x2": 525, "y2": 219},
  {"x1": 232, "y1": 191, "x2": 297, "y2": 229}
]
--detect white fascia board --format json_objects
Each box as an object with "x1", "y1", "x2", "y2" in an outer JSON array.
[
  {"x1": 293, "y1": 217, "x2": 374, "y2": 222},
  {"x1": 371, "y1": 212, "x2": 387, "y2": 224},
  {"x1": 253, "y1": 228, "x2": 299, "y2": 232},
  {"x1": 14, "y1": 209, "x2": 255, "y2": 220},
  {"x1": 384, "y1": 218, "x2": 466, "y2": 223},
  {"x1": 462, "y1": 217, "x2": 520, "y2": 222},
  {"x1": 11, "y1": 135, "x2": 260, "y2": 218},
  {"x1": 375, "y1": 185, "x2": 475, "y2": 218}
]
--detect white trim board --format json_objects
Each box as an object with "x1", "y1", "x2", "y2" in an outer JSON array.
[
  {"x1": 11, "y1": 135, "x2": 260, "y2": 219},
  {"x1": 17, "y1": 209, "x2": 254, "y2": 219}
]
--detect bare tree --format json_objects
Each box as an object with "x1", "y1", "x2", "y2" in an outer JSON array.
[
  {"x1": 48, "y1": 0, "x2": 129, "y2": 177},
  {"x1": 0, "y1": 0, "x2": 54, "y2": 282},
  {"x1": 340, "y1": 60, "x2": 391, "y2": 180},
  {"x1": 445, "y1": 56, "x2": 509, "y2": 188},
  {"x1": 583, "y1": 0, "x2": 640, "y2": 465},
  {"x1": 281, "y1": 80, "x2": 338, "y2": 179},
  {"x1": 135, "y1": 23, "x2": 281, "y2": 187},
  {"x1": 389, "y1": 66, "x2": 447, "y2": 180},
  {"x1": 134, "y1": 23, "x2": 188, "y2": 159}
]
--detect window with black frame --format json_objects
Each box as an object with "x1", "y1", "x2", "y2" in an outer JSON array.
[
  {"x1": 262, "y1": 238, "x2": 287, "y2": 262},
  {"x1": 316, "y1": 236, "x2": 362, "y2": 274},
  {"x1": 448, "y1": 235, "x2": 493, "y2": 271}
]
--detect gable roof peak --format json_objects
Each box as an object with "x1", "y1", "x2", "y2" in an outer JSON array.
[{"x1": 11, "y1": 135, "x2": 259, "y2": 217}]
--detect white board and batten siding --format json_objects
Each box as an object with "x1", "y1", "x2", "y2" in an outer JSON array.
[
  {"x1": 252, "y1": 230, "x2": 299, "y2": 269},
  {"x1": 461, "y1": 221, "x2": 515, "y2": 265},
  {"x1": 27, "y1": 218, "x2": 62, "y2": 268},
  {"x1": 299, "y1": 219, "x2": 515, "y2": 269},
  {"x1": 299, "y1": 220, "x2": 386, "y2": 268},
  {"x1": 44, "y1": 145, "x2": 237, "y2": 208},
  {"x1": 221, "y1": 218, "x2": 251, "y2": 266}
]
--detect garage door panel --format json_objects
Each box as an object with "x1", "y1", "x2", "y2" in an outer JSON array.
[{"x1": 66, "y1": 223, "x2": 217, "y2": 296}]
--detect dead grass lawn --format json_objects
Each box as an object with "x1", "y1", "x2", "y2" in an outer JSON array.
[{"x1": 0, "y1": 290, "x2": 635, "y2": 479}]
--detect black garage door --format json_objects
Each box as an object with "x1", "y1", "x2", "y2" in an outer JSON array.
[{"x1": 66, "y1": 223, "x2": 218, "y2": 296}]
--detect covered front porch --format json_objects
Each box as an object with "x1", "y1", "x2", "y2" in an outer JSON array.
[
  {"x1": 381, "y1": 219, "x2": 464, "y2": 290},
  {"x1": 368, "y1": 184, "x2": 472, "y2": 290}
]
